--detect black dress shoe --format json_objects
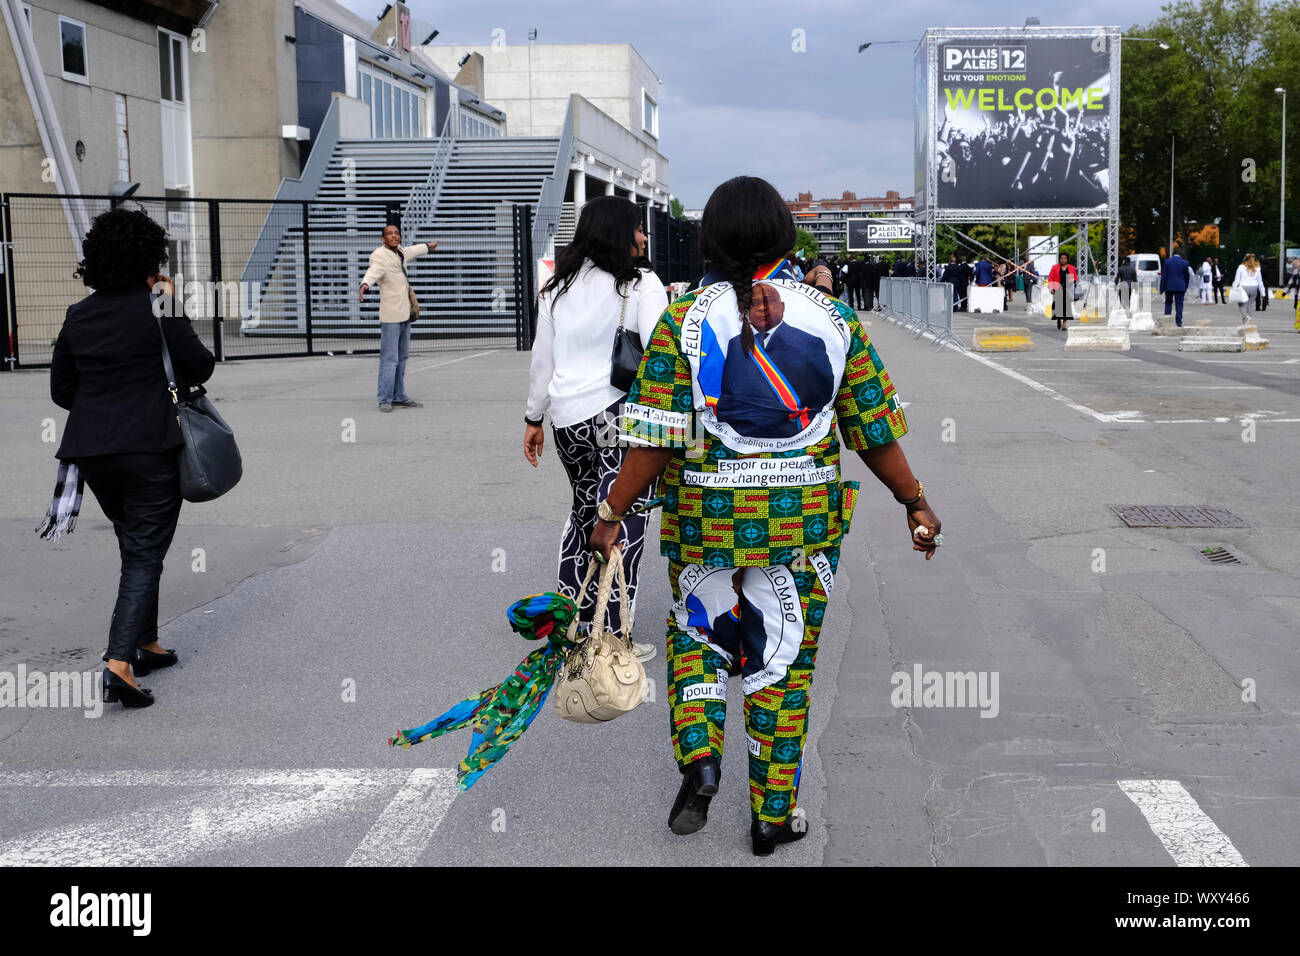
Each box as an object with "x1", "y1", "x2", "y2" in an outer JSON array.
[
  {"x1": 751, "y1": 814, "x2": 809, "y2": 856},
  {"x1": 668, "y1": 756, "x2": 720, "y2": 835},
  {"x1": 102, "y1": 668, "x2": 155, "y2": 709},
  {"x1": 133, "y1": 647, "x2": 177, "y2": 677}
]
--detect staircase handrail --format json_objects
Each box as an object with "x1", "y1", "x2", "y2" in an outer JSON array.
[
  {"x1": 531, "y1": 99, "x2": 576, "y2": 258},
  {"x1": 403, "y1": 109, "x2": 454, "y2": 234}
]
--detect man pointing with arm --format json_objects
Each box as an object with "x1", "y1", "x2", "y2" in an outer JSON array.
[{"x1": 360, "y1": 223, "x2": 437, "y2": 412}]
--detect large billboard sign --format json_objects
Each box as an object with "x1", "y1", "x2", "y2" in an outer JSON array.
[
  {"x1": 917, "y1": 28, "x2": 1120, "y2": 215},
  {"x1": 847, "y1": 218, "x2": 916, "y2": 251}
]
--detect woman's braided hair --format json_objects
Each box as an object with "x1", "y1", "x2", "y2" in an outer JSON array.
[{"x1": 700, "y1": 176, "x2": 796, "y2": 357}]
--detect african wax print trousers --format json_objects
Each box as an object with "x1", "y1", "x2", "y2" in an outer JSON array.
[
  {"x1": 553, "y1": 401, "x2": 653, "y2": 634},
  {"x1": 666, "y1": 546, "x2": 839, "y2": 824}
]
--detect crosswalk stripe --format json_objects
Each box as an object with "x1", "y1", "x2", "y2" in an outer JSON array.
[{"x1": 1118, "y1": 779, "x2": 1247, "y2": 867}]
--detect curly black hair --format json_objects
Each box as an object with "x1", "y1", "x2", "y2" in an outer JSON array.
[{"x1": 75, "y1": 207, "x2": 169, "y2": 291}]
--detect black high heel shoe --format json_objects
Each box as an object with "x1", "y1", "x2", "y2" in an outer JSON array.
[
  {"x1": 102, "y1": 668, "x2": 155, "y2": 709},
  {"x1": 668, "y1": 756, "x2": 720, "y2": 835},
  {"x1": 751, "y1": 811, "x2": 809, "y2": 856},
  {"x1": 133, "y1": 647, "x2": 178, "y2": 677}
]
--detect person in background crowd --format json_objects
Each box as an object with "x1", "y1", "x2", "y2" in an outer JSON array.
[
  {"x1": 1255, "y1": 265, "x2": 1270, "y2": 313},
  {"x1": 1115, "y1": 255, "x2": 1138, "y2": 313},
  {"x1": 1199, "y1": 258, "x2": 1214, "y2": 304},
  {"x1": 48, "y1": 207, "x2": 217, "y2": 710},
  {"x1": 952, "y1": 256, "x2": 973, "y2": 311},
  {"x1": 941, "y1": 254, "x2": 964, "y2": 310},
  {"x1": 846, "y1": 254, "x2": 865, "y2": 309},
  {"x1": 1232, "y1": 253, "x2": 1267, "y2": 324},
  {"x1": 359, "y1": 223, "x2": 437, "y2": 412},
  {"x1": 589, "y1": 175, "x2": 940, "y2": 857},
  {"x1": 1022, "y1": 255, "x2": 1039, "y2": 307},
  {"x1": 1212, "y1": 257, "x2": 1226, "y2": 304},
  {"x1": 975, "y1": 255, "x2": 995, "y2": 287},
  {"x1": 1159, "y1": 246, "x2": 1192, "y2": 328},
  {"x1": 1047, "y1": 252, "x2": 1077, "y2": 331},
  {"x1": 524, "y1": 196, "x2": 668, "y2": 665},
  {"x1": 865, "y1": 255, "x2": 882, "y2": 310},
  {"x1": 1286, "y1": 257, "x2": 1300, "y2": 303}
]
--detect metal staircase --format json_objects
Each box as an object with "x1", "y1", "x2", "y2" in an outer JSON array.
[{"x1": 242, "y1": 98, "x2": 571, "y2": 342}]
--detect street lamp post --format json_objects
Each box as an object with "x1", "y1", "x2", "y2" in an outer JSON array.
[{"x1": 1277, "y1": 87, "x2": 1287, "y2": 286}]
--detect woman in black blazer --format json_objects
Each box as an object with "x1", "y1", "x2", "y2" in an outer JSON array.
[{"x1": 50, "y1": 208, "x2": 215, "y2": 709}]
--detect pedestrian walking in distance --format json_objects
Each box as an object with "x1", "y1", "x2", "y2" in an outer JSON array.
[
  {"x1": 1231, "y1": 253, "x2": 1267, "y2": 324},
  {"x1": 524, "y1": 196, "x2": 668, "y2": 664},
  {"x1": 359, "y1": 223, "x2": 437, "y2": 412},
  {"x1": 589, "y1": 176, "x2": 942, "y2": 856},
  {"x1": 1115, "y1": 255, "x2": 1137, "y2": 313},
  {"x1": 48, "y1": 208, "x2": 216, "y2": 709},
  {"x1": 1160, "y1": 246, "x2": 1192, "y2": 327},
  {"x1": 1212, "y1": 257, "x2": 1226, "y2": 304},
  {"x1": 1048, "y1": 252, "x2": 1077, "y2": 330},
  {"x1": 1199, "y1": 258, "x2": 1214, "y2": 304}
]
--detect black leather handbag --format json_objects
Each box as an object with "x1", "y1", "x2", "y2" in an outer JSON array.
[
  {"x1": 610, "y1": 280, "x2": 643, "y2": 392},
  {"x1": 157, "y1": 316, "x2": 242, "y2": 502}
]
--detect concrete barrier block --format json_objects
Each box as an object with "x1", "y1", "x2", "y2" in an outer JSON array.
[
  {"x1": 1178, "y1": 337, "x2": 1244, "y2": 352},
  {"x1": 1153, "y1": 315, "x2": 1186, "y2": 335},
  {"x1": 1108, "y1": 308, "x2": 1130, "y2": 328},
  {"x1": 1237, "y1": 324, "x2": 1270, "y2": 349},
  {"x1": 1129, "y1": 311, "x2": 1155, "y2": 332},
  {"x1": 970, "y1": 326, "x2": 1034, "y2": 351},
  {"x1": 1194, "y1": 318, "x2": 1214, "y2": 327},
  {"x1": 1065, "y1": 327, "x2": 1130, "y2": 351}
]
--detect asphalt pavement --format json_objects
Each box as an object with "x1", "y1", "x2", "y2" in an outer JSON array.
[{"x1": 1, "y1": 297, "x2": 1297, "y2": 867}]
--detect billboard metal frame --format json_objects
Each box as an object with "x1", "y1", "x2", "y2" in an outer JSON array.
[{"x1": 915, "y1": 26, "x2": 1121, "y2": 280}]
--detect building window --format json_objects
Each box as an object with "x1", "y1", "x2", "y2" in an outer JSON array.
[
  {"x1": 59, "y1": 16, "x2": 88, "y2": 83},
  {"x1": 642, "y1": 89, "x2": 658, "y2": 138},
  {"x1": 358, "y1": 62, "x2": 428, "y2": 139},
  {"x1": 114, "y1": 94, "x2": 130, "y2": 182},
  {"x1": 158, "y1": 30, "x2": 186, "y2": 103}
]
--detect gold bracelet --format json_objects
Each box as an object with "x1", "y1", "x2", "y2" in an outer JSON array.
[
  {"x1": 597, "y1": 499, "x2": 625, "y2": 523},
  {"x1": 895, "y1": 481, "x2": 924, "y2": 506}
]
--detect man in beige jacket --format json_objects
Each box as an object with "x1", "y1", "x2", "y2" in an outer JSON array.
[{"x1": 359, "y1": 224, "x2": 437, "y2": 411}]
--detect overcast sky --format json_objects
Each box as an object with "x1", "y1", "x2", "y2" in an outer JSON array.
[{"x1": 340, "y1": 0, "x2": 1172, "y2": 207}]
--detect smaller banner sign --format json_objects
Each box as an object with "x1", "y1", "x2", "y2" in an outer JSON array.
[{"x1": 847, "y1": 218, "x2": 915, "y2": 252}]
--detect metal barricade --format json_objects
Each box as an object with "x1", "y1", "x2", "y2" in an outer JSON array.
[{"x1": 877, "y1": 277, "x2": 962, "y2": 350}]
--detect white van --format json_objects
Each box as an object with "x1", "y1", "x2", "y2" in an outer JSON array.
[{"x1": 1130, "y1": 253, "x2": 1162, "y2": 282}]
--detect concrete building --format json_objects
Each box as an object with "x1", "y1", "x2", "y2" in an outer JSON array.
[
  {"x1": 0, "y1": 0, "x2": 218, "y2": 202},
  {"x1": 787, "y1": 189, "x2": 915, "y2": 253},
  {"x1": 189, "y1": 0, "x2": 506, "y2": 200},
  {"x1": 421, "y1": 41, "x2": 671, "y2": 218}
]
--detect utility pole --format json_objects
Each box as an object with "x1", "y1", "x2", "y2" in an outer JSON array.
[
  {"x1": 1277, "y1": 87, "x2": 1287, "y2": 285},
  {"x1": 1168, "y1": 133, "x2": 1175, "y2": 256}
]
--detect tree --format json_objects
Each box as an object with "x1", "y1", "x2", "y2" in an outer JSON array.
[
  {"x1": 670, "y1": 198, "x2": 685, "y2": 220},
  {"x1": 1120, "y1": 0, "x2": 1300, "y2": 270},
  {"x1": 793, "y1": 227, "x2": 819, "y2": 260}
]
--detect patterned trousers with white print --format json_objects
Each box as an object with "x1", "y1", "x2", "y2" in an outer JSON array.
[
  {"x1": 666, "y1": 546, "x2": 838, "y2": 825},
  {"x1": 552, "y1": 400, "x2": 654, "y2": 633}
]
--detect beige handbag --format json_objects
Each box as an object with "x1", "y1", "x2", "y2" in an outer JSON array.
[{"x1": 553, "y1": 546, "x2": 647, "y2": 723}]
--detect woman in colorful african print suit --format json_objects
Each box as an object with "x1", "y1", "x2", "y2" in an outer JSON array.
[{"x1": 590, "y1": 177, "x2": 943, "y2": 856}]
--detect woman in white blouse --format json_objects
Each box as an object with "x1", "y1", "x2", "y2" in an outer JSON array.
[
  {"x1": 524, "y1": 197, "x2": 669, "y2": 663},
  {"x1": 1231, "y1": 254, "x2": 1267, "y2": 323}
]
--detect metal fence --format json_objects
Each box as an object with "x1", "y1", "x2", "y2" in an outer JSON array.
[
  {"x1": 877, "y1": 278, "x2": 963, "y2": 350},
  {"x1": 1, "y1": 192, "x2": 536, "y2": 369}
]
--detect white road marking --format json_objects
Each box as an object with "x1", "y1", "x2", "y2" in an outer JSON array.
[
  {"x1": 1118, "y1": 779, "x2": 1247, "y2": 867},
  {"x1": 409, "y1": 349, "x2": 497, "y2": 373},
  {"x1": 345, "y1": 768, "x2": 458, "y2": 867},
  {"x1": 0, "y1": 768, "x2": 457, "y2": 867}
]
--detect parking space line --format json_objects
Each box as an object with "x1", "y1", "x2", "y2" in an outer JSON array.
[
  {"x1": 409, "y1": 349, "x2": 498, "y2": 374},
  {"x1": 1118, "y1": 779, "x2": 1247, "y2": 867}
]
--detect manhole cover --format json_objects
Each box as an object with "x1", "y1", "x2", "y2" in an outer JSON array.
[
  {"x1": 1111, "y1": 505, "x2": 1250, "y2": 529},
  {"x1": 1198, "y1": 546, "x2": 1245, "y2": 566}
]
